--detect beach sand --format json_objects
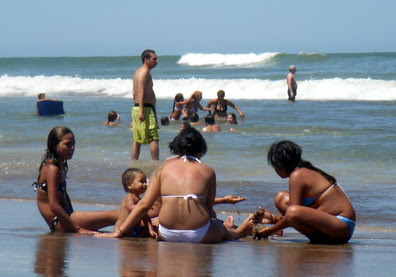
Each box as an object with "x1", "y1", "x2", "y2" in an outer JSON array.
[{"x1": 0, "y1": 199, "x2": 395, "y2": 276}]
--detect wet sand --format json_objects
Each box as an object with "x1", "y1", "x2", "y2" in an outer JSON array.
[{"x1": 1, "y1": 199, "x2": 395, "y2": 276}]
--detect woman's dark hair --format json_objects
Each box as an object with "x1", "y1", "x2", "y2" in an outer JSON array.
[
  {"x1": 38, "y1": 126, "x2": 73, "y2": 179},
  {"x1": 229, "y1": 113, "x2": 238, "y2": 124},
  {"x1": 267, "y1": 140, "x2": 336, "y2": 184},
  {"x1": 169, "y1": 127, "x2": 207, "y2": 156},
  {"x1": 172, "y1": 93, "x2": 184, "y2": 113}
]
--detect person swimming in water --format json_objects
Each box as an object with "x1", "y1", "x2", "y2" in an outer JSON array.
[
  {"x1": 182, "y1": 91, "x2": 213, "y2": 120},
  {"x1": 206, "y1": 90, "x2": 245, "y2": 119},
  {"x1": 170, "y1": 93, "x2": 192, "y2": 120}
]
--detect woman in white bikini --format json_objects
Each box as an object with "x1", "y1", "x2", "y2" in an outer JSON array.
[{"x1": 96, "y1": 127, "x2": 255, "y2": 243}]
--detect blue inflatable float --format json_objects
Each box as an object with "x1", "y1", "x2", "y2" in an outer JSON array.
[{"x1": 36, "y1": 100, "x2": 65, "y2": 116}]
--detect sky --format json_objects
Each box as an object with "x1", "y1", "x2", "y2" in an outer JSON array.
[{"x1": 0, "y1": 0, "x2": 395, "y2": 57}]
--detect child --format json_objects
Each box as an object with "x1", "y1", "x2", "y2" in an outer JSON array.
[
  {"x1": 102, "y1": 111, "x2": 122, "y2": 126},
  {"x1": 170, "y1": 93, "x2": 190, "y2": 120},
  {"x1": 182, "y1": 91, "x2": 213, "y2": 120},
  {"x1": 114, "y1": 168, "x2": 158, "y2": 238},
  {"x1": 202, "y1": 114, "x2": 221, "y2": 133},
  {"x1": 32, "y1": 126, "x2": 118, "y2": 234}
]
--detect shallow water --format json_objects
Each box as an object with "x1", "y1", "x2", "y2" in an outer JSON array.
[{"x1": 0, "y1": 96, "x2": 395, "y2": 230}]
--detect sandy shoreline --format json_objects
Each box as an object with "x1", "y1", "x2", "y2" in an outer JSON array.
[{"x1": 0, "y1": 199, "x2": 395, "y2": 276}]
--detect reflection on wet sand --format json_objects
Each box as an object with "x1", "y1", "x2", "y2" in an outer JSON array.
[
  {"x1": 34, "y1": 234, "x2": 69, "y2": 276},
  {"x1": 273, "y1": 239, "x2": 355, "y2": 276},
  {"x1": 118, "y1": 238, "x2": 214, "y2": 276}
]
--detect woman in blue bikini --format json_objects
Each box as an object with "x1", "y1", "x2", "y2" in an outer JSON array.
[
  {"x1": 96, "y1": 127, "x2": 255, "y2": 243},
  {"x1": 256, "y1": 140, "x2": 356, "y2": 244}
]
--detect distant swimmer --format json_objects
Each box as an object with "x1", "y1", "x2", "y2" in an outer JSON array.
[
  {"x1": 202, "y1": 114, "x2": 221, "y2": 133},
  {"x1": 131, "y1": 49, "x2": 159, "y2": 161},
  {"x1": 182, "y1": 91, "x2": 213, "y2": 120},
  {"x1": 206, "y1": 90, "x2": 245, "y2": 119},
  {"x1": 35, "y1": 93, "x2": 65, "y2": 116},
  {"x1": 286, "y1": 65, "x2": 297, "y2": 101},
  {"x1": 102, "y1": 111, "x2": 122, "y2": 126}
]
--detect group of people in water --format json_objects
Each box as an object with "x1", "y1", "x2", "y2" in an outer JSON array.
[
  {"x1": 33, "y1": 125, "x2": 356, "y2": 244},
  {"x1": 159, "y1": 89, "x2": 243, "y2": 133}
]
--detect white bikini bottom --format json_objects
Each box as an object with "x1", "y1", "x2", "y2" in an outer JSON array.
[{"x1": 158, "y1": 220, "x2": 210, "y2": 243}]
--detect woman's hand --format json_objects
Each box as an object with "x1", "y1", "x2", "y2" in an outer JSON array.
[
  {"x1": 149, "y1": 229, "x2": 158, "y2": 240},
  {"x1": 223, "y1": 195, "x2": 246, "y2": 204},
  {"x1": 257, "y1": 226, "x2": 273, "y2": 238}
]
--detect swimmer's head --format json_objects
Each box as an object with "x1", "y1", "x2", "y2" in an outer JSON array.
[
  {"x1": 121, "y1": 168, "x2": 146, "y2": 193},
  {"x1": 107, "y1": 111, "x2": 118, "y2": 122},
  {"x1": 289, "y1": 65, "x2": 296, "y2": 72},
  {"x1": 192, "y1": 91, "x2": 203, "y2": 101},
  {"x1": 227, "y1": 113, "x2": 238, "y2": 124},
  {"x1": 160, "y1": 116, "x2": 170, "y2": 126},
  {"x1": 37, "y1": 93, "x2": 46, "y2": 100},
  {"x1": 180, "y1": 122, "x2": 191, "y2": 131},
  {"x1": 204, "y1": 114, "x2": 215, "y2": 125},
  {"x1": 191, "y1": 113, "x2": 199, "y2": 123},
  {"x1": 169, "y1": 127, "x2": 207, "y2": 157},
  {"x1": 217, "y1": 90, "x2": 225, "y2": 98},
  {"x1": 174, "y1": 93, "x2": 184, "y2": 102}
]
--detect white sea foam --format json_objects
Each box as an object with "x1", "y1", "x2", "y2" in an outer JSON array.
[
  {"x1": 1, "y1": 74, "x2": 395, "y2": 101},
  {"x1": 177, "y1": 52, "x2": 281, "y2": 67},
  {"x1": 298, "y1": 51, "x2": 327, "y2": 57}
]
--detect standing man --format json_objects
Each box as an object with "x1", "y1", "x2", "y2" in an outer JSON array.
[
  {"x1": 286, "y1": 65, "x2": 297, "y2": 101},
  {"x1": 131, "y1": 49, "x2": 159, "y2": 160}
]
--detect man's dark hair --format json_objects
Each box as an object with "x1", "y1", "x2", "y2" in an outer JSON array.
[
  {"x1": 204, "y1": 114, "x2": 215, "y2": 125},
  {"x1": 141, "y1": 49, "x2": 156, "y2": 63}
]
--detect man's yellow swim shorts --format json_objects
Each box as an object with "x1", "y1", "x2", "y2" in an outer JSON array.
[{"x1": 132, "y1": 104, "x2": 159, "y2": 144}]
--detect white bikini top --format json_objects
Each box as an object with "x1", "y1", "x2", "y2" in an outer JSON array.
[
  {"x1": 162, "y1": 155, "x2": 204, "y2": 199},
  {"x1": 162, "y1": 193, "x2": 206, "y2": 200},
  {"x1": 166, "y1": 155, "x2": 202, "y2": 163}
]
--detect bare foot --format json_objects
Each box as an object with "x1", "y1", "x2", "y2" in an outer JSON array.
[
  {"x1": 235, "y1": 214, "x2": 256, "y2": 237},
  {"x1": 223, "y1": 216, "x2": 235, "y2": 229}
]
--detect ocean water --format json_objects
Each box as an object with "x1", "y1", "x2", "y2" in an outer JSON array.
[{"x1": 0, "y1": 52, "x2": 395, "y2": 232}]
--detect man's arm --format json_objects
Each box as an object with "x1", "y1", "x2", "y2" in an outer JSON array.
[{"x1": 136, "y1": 69, "x2": 149, "y2": 122}]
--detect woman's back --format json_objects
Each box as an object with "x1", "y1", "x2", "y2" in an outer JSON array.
[{"x1": 159, "y1": 157, "x2": 215, "y2": 230}]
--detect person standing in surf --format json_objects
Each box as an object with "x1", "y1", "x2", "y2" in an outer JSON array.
[
  {"x1": 131, "y1": 49, "x2": 159, "y2": 160},
  {"x1": 286, "y1": 65, "x2": 298, "y2": 101}
]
